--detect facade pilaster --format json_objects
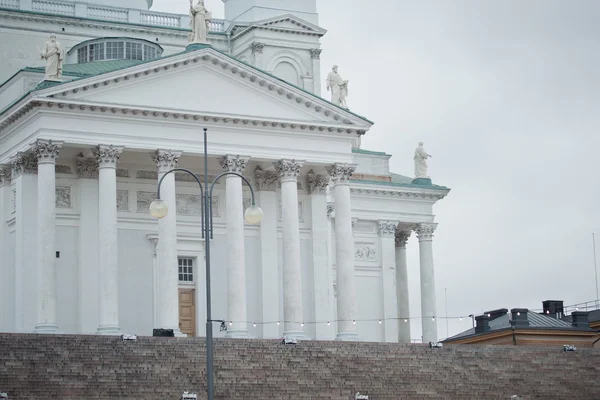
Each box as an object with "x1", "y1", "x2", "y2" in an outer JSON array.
[
  {"x1": 326, "y1": 163, "x2": 358, "y2": 341},
  {"x1": 395, "y1": 230, "x2": 412, "y2": 343},
  {"x1": 274, "y1": 159, "x2": 305, "y2": 339},
  {"x1": 250, "y1": 42, "x2": 264, "y2": 69},
  {"x1": 94, "y1": 145, "x2": 122, "y2": 335},
  {"x1": 310, "y1": 49, "x2": 322, "y2": 96},
  {"x1": 11, "y1": 152, "x2": 38, "y2": 332},
  {"x1": 76, "y1": 154, "x2": 99, "y2": 333},
  {"x1": 378, "y1": 220, "x2": 399, "y2": 342},
  {"x1": 414, "y1": 222, "x2": 438, "y2": 343},
  {"x1": 32, "y1": 139, "x2": 63, "y2": 333},
  {"x1": 307, "y1": 170, "x2": 333, "y2": 339},
  {"x1": 219, "y1": 154, "x2": 251, "y2": 338},
  {"x1": 0, "y1": 167, "x2": 10, "y2": 331},
  {"x1": 254, "y1": 166, "x2": 280, "y2": 338},
  {"x1": 152, "y1": 149, "x2": 185, "y2": 337}
]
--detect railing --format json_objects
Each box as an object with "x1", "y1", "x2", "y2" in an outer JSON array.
[
  {"x1": 88, "y1": 6, "x2": 128, "y2": 22},
  {"x1": 141, "y1": 11, "x2": 180, "y2": 28},
  {"x1": 2, "y1": 0, "x2": 228, "y2": 32},
  {"x1": 32, "y1": 0, "x2": 75, "y2": 15},
  {"x1": 563, "y1": 299, "x2": 600, "y2": 315},
  {"x1": 0, "y1": 0, "x2": 19, "y2": 9}
]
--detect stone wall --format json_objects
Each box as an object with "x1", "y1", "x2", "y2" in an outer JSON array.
[{"x1": 1, "y1": 333, "x2": 599, "y2": 399}]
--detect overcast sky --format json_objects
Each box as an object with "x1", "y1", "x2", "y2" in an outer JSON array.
[{"x1": 153, "y1": 0, "x2": 600, "y2": 340}]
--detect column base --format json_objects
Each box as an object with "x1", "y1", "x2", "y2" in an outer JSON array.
[
  {"x1": 34, "y1": 323, "x2": 60, "y2": 334},
  {"x1": 96, "y1": 325, "x2": 121, "y2": 335},
  {"x1": 336, "y1": 331, "x2": 359, "y2": 341},
  {"x1": 225, "y1": 329, "x2": 251, "y2": 339},
  {"x1": 283, "y1": 330, "x2": 305, "y2": 340}
]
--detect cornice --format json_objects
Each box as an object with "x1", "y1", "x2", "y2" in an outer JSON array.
[
  {"x1": 350, "y1": 184, "x2": 449, "y2": 201},
  {"x1": 0, "y1": 98, "x2": 367, "y2": 136}
]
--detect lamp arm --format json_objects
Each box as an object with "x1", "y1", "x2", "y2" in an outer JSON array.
[{"x1": 156, "y1": 167, "x2": 205, "y2": 237}]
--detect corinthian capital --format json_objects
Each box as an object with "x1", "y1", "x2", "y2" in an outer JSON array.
[
  {"x1": 151, "y1": 149, "x2": 181, "y2": 172},
  {"x1": 310, "y1": 49, "x2": 322, "y2": 59},
  {"x1": 306, "y1": 170, "x2": 329, "y2": 194},
  {"x1": 377, "y1": 221, "x2": 398, "y2": 237},
  {"x1": 11, "y1": 152, "x2": 38, "y2": 178},
  {"x1": 273, "y1": 159, "x2": 304, "y2": 183},
  {"x1": 0, "y1": 166, "x2": 8, "y2": 186},
  {"x1": 395, "y1": 230, "x2": 411, "y2": 248},
  {"x1": 414, "y1": 223, "x2": 438, "y2": 241},
  {"x1": 219, "y1": 155, "x2": 249, "y2": 174},
  {"x1": 31, "y1": 139, "x2": 62, "y2": 164},
  {"x1": 254, "y1": 166, "x2": 278, "y2": 191},
  {"x1": 94, "y1": 145, "x2": 124, "y2": 169},
  {"x1": 76, "y1": 153, "x2": 99, "y2": 179},
  {"x1": 326, "y1": 163, "x2": 356, "y2": 185}
]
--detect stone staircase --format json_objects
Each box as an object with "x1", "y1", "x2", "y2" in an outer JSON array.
[{"x1": 0, "y1": 333, "x2": 599, "y2": 399}]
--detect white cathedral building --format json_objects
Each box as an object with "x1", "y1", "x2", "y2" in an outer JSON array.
[{"x1": 0, "y1": 0, "x2": 449, "y2": 343}]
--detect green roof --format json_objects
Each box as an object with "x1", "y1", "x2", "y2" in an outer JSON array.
[
  {"x1": 352, "y1": 148, "x2": 390, "y2": 157},
  {"x1": 1, "y1": 45, "x2": 373, "y2": 125},
  {"x1": 350, "y1": 176, "x2": 449, "y2": 191}
]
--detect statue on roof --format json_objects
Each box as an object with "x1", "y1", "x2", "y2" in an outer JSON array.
[
  {"x1": 189, "y1": 0, "x2": 212, "y2": 44},
  {"x1": 414, "y1": 142, "x2": 432, "y2": 178},
  {"x1": 40, "y1": 34, "x2": 63, "y2": 81},
  {"x1": 326, "y1": 65, "x2": 349, "y2": 108}
]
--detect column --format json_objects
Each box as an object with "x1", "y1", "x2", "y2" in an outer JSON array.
[
  {"x1": 415, "y1": 223, "x2": 438, "y2": 343},
  {"x1": 219, "y1": 155, "x2": 250, "y2": 338},
  {"x1": 32, "y1": 139, "x2": 63, "y2": 333},
  {"x1": 11, "y1": 153, "x2": 38, "y2": 332},
  {"x1": 326, "y1": 163, "x2": 358, "y2": 341},
  {"x1": 76, "y1": 154, "x2": 99, "y2": 333},
  {"x1": 254, "y1": 166, "x2": 280, "y2": 338},
  {"x1": 307, "y1": 170, "x2": 333, "y2": 339},
  {"x1": 151, "y1": 150, "x2": 184, "y2": 336},
  {"x1": 93, "y1": 145, "x2": 123, "y2": 335},
  {"x1": 274, "y1": 159, "x2": 305, "y2": 339},
  {"x1": 310, "y1": 49, "x2": 322, "y2": 96},
  {"x1": 0, "y1": 167, "x2": 9, "y2": 331},
  {"x1": 378, "y1": 221, "x2": 399, "y2": 342},
  {"x1": 395, "y1": 229, "x2": 411, "y2": 343}
]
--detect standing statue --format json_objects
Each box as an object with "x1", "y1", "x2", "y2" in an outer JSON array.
[
  {"x1": 326, "y1": 65, "x2": 349, "y2": 108},
  {"x1": 40, "y1": 35, "x2": 63, "y2": 81},
  {"x1": 189, "y1": 0, "x2": 212, "y2": 44},
  {"x1": 414, "y1": 142, "x2": 432, "y2": 178}
]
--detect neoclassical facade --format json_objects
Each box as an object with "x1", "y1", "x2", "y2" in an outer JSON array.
[{"x1": 0, "y1": 0, "x2": 450, "y2": 343}]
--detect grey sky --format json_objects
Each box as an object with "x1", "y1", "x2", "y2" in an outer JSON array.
[{"x1": 153, "y1": 0, "x2": 600, "y2": 339}]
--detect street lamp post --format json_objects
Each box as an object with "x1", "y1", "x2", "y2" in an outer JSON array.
[{"x1": 149, "y1": 128, "x2": 263, "y2": 400}]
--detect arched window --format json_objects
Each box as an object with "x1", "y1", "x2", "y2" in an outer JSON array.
[
  {"x1": 273, "y1": 61, "x2": 299, "y2": 86},
  {"x1": 68, "y1": 37, "x2": 163, "y2": 64}
]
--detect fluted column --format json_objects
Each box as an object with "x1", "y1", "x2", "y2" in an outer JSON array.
[
  {"x1": 326, "y1": 163, "x2": 358, "y2": 341},
  {"x1": 274, "y1": 159, "x2": 305, "y2": 339},
  {"x1": 395, "y1": 229, "x2": 411, "y2": 343},
  {"x1": 307, "y1": 170, "x2": 334, "y2": 339},
  {"x1": 219, "y1": 155, "x2": 250, "y2": 338},
  {"x1": 254, "y1": 167, "x2": 280, "y2": 338},
  {"x1": 378, "y1": 221, "x2": 399, "y2": 342},
  {"x1": 32, "y1": 140, "x2": 62, "y2": 333},
  {"x1": 152, "y1": 150, "x2": 184, "y2": 336},
  {"x1": 415, "y1": 223, "x2": 438, "y2": 343},
  {"x1": 94, "y1": 145, "x2": 123, "y2": 335}
]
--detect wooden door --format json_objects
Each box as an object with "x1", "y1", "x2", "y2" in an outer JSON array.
[{"x1": 179, "y1": 289, "x2": 196, "y2": 337}]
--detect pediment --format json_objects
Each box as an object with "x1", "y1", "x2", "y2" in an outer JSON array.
[
  {"x1": 229, "y1": 14, "x2": 326, "y2": 36},
  {"x1": 36, "y1": 47, "x2": 371, "y2": 129}
]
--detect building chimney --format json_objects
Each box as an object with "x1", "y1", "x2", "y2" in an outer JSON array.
[
  {"x1": 571, "y1": 311, "x2": 590, "y2": 328},
  {"x1": 484, "y1": 308, "x2": 508, "y2": 321},
  {"x1": 510, "y1": 308, "x2": 529, "y2": 327},
  {"x1": 475, "y1": 315, "x2": 490, "y2": 333},
  {"x1": 542, "y1": 300, "x2": 564, "y2": 319}
]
